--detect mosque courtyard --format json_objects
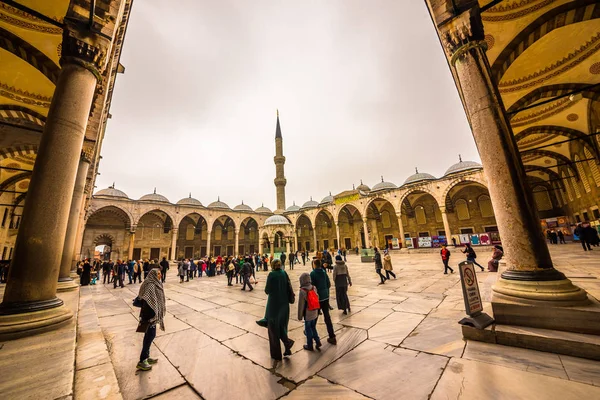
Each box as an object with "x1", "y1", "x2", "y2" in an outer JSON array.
[{"x1": 1, "y1": 244, "x2": 599, "y2": 400}]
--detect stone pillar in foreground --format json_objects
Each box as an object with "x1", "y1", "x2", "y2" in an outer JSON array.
[
  {"x1": 434, "y1": 5, "x2": 586, "y2": 306},
  {"x1": 312, "y1": 229, "x2": 318, "y2": 252},
  {"x1": 234, "y1": 229, "x2": 240, "y2": 256},
  {"x1": 170, "y1": 228, "x2": 178, "y2": 260},
  {"x1": 440, "y1": 207, "x2": 452, "y2": 244},
  {"x1": 396, "y1": 213, "x2": 406, "y2": 250},
  {"x1": 335, "y1": 222, "x2": 341, "y2": 250},
  {"x1": 57, "y1": 148, "x2": 93, "y2": 292},
  {"x1": 269, "y1": 237, "x2": 274, "y2": 258},
  {"x1": 285, "y1": 238, "x2": 290, "y2": 254},
  {"x1": 0, "y1": 24, "x2": 110, "y2": 338},
  {"x1": 294, "y1": 233, "x2": 299, "y2": 253},
  {"x1": 127, "y1": 228, "x2": 136, "y2": 260},
  {"x1": 71, "y1": 181, "x2": 92, "y2": 272},
  {"x1": 362, "y1": 218, "x2": 371, "y2": 248},
  {"x1": 206, "y1": 231, "x2": 212, "y2": 257}
]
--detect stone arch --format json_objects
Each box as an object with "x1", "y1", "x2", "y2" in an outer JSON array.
[
  {"x1": 239, "y1": 216, "x2": 259, "y2": 255},
  {"x1": 210, "y1": 215, "x2": 236, "y2": 256},
  {"x1": 508, "y1": 84, "x2": 600, "y2": 115},
  {"x1": 94, "y1": 233, "x2": 115, "y2": 247},
  {"x1": 515, "y1": 125, "x2": 599, "y2": 159},
  {"x1": 337, "y1": 204, "x2": 363, "y2": 250},
  {"x1": 0, "y1": 26, "x2": 60, "y2": 84},
  {"x1": 444, "y1": 180, "x2": 498, "y2": 236},
  {"x1": 574, "y1": 154, "x2": 592, "y2": 193},
  {"x1": 134, "y1": 207, "x2": 176, "y2": 227},
  {"x1": 87, "y1": 205, "x2": 133, "y2": 228},
  {"x1": 491, "y1": 1, "x2": 600, "y2": 83},
  {"x1": 0, "y1": 171, "x2": 31, "y2": 193},
  {"x1": 365, "y1": 197, "x2": 401, "y2": 250},
  {"x1": 0, "y1": 105, "x2": 46, "y2": 127},
  {"x1": 295, "y1": 213, "x2": 314, "y2": 252},
  {"x1": 176, "y1": 212, "x2": 209, "y2": 259},
  {"x1": 532, "y1": 185, "x2": 553, "y2": 211},
  {"x1": 440, "y1": 176, "x2": 489, "y2": 210},
  {"x1": 521, "y1": 149, "x2": 579, "y2": 179},
  {"x1": 314, "y1": 209, "x2": 336, "y2": 251},
  {"x1": 0, "y1": 145, "x2": 38, "y2": 161}
]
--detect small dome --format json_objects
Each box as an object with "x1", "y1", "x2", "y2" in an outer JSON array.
[
  {"x1": 286, "y1": 201, "x2": 301, "y2": 212},
  {"x1": 208, "y1": 197, "x2": 230, "y2": 209},
  {"x1": 255, "y1": 204, "x2": 273, "y2": 214},
  {"x1": 444, "y1": 156, "x2": 482, "y2": 176},
  {"x1": 95, "y1": 185, "x2": 129, "y2": 199},
  {"x1": 177, "y1": 193, "x2": 202, "y2": 206},
  {"x1": 234, "y1": 201, "x2": 253, "y2": 212},
  {"x1": 264, "y1": 214, "x2": 291, "y2": 226},
  {"x1": 403, "y1": 168, "x2": 436, "y2": 185},
  {"x1": 371, "y1": 176, "x2": 398, "y2": 192},
  {"x1": 139, "y1": 188, "x2": 170, "y2": 203},
  {"x1": 301, "y1": 197, "x2": 318, "y2": 209},
  {"x1": 320, "y1": 192, "x2": 334, "y2": 205},
  {"x1": 357, "y1": 180, "x2": 370, "y2": 192}
]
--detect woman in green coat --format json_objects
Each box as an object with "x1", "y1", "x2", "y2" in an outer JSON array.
[{"x1": 262, "y1": 259, "x2": 295, "y2": 360}]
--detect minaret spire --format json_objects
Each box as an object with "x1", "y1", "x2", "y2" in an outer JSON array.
[{"x1": 274, "y1": 110, "x2": 286, "y2": 213}]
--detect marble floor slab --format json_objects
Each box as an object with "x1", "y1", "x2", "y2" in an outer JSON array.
[
  {"x1": 338, "y1": 307, "x2": 393, "y2": 330},
  {"x1": 151, "y1": 384, "x2": 202, "y2": 399},
  {"x1": 392, "y1": 296, "x2": 443, "y2": 314},
  {"x1": 368, "y1": 311, "x2": 425, "y2": 346},
  {"x1": 320, "y1": 340, "x2": 448, "y2": 400},
  {"x1": 176, "y1": 312, "x2": 246, "y2": 341},
  {"x1": 74, "y1": 361, "x2": 122, "y2": 400},
  {"x1": 401, "y1": 315, "x2": 465, "y2": 357},
  {"x1": 286, "y1": 376, "x2": 370, "y2": 399},
  {"x1": 560, "y1": 354, "x2": 600, "y2": 387}
]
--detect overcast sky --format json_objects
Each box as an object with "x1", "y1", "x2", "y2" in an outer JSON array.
[{"x1": 97, "y1": 0, "x2": 478, "y2": 210}]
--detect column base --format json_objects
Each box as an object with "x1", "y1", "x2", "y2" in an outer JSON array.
[
  {"x1": 0, "y1": 299, "x2": 73, "y2": 340},
  {"x1": 57, "y1": 277, "x2": 79, "y2": 292},
  {"x1": 493, "y1": 274, "x2": 589, "y2": 306}
]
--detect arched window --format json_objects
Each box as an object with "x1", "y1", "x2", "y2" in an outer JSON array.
[
  {"x1": 478, "y1": 195, "x2": 494, "y2": 218},
  {"x1": 552, "y1": 183, "x2": 563, "y2": 206},
  {"x1": 201, "y1": 229, "x2": 208, "y2": 240},
  {"x1": 574, "y1": 155, "x2": 591, "y2": 193},
  {"x1": 214, "y1": 226, "x2": 222, "y2": 241},
  {"x1": 239, "y1": 228, "x2": 245, "y2": 239},
  {"x1": 570, "y1": 174, "x2": 582, "y2": 199},
  {"x1": 415, "y1": 206, "x2": 426, "y2": 225},
  {"x1": 249, "y1": 229, "x2": 256, "y2": 240},
  {"x1": 584, "y1": 148, "x2": 600, "y2": 187},
  {"x1": 381, "y1": 210, "x2": 392, "y2": 228},
  {"x1": 562, "y1": 172, "x2": 574, "y2": 201},
  {"x1": 456, "y1": 199, "x2": 470, "y2": 220},
  {"x1": 227, "y1": 227, "x2": 234, "y2": 240},
  {"x1": 186, "y1": 224, "x2": 194, "y2": 240},
  {"x1": 533, "y1": 186, "x2": 552, "y2": 211}
]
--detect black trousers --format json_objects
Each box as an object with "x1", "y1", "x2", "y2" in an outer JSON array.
[
  {"x1": 103, "y1": 271, "x2": 110, "y2": 284},
  {"x1": 376, "y1": 268, "x2": 386, "y2": 283},
  {"x1": 385, "y1": 270, "x2": 396, "y2": 279},
  {"x1": 242, "y1": 274, "x2": 253, "y2": 290},
  {"x1": 443, "y1": 259, "x2": 453, "y2": 273},
  {"x1": 268, "y1": 323, "x2": 292, "y2": 360},
  {"x1": 581, "y1": 240, "x2": 592, "y2": 251},
  {"x1": 318, "y1": 299, "x2": 335, "y2": 339},
  {"x1": 113, "y1": 274, "x2": 124, "y2": 288},
  {"x1": 227, "y1": 272, "x2": 233, "y2": 285},
  {"x1": 161, "y1": 270, "x2": 166, "y2": 283},
  {"x1": 140, "y1": 324, "x2": 156, "y2": 363},
  {"x1": 134, "y1": 272, "x2": 142, "y2": 283}
]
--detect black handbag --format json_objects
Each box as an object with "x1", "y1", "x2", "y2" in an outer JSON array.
[
  {"x1": 136, "y1": 320, "x2": 150, "y2": 333},
  {"x1": 133, "y1": 297, "x2": 143, "y2": 308}
]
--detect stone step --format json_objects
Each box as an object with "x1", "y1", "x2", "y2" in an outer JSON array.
[{"x1": 463, "y1": 324, "x2": 600, "y2": 361}]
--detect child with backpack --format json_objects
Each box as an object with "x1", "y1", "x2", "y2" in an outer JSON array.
[{"x1": 298, "y1": 272, "x2": 322, "y2": 351}]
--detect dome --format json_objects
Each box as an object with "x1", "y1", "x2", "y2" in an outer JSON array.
[
  {"x1": 234, "y1": 201, "x2": 253, "y2": 212},
  {"x1": 371, "y1": 176, "x2": 398, "y2": 192},
  {"x1": 177, "y1": 193, "x2": 202, "y2": 207},
  {"x1": 444, "y1": 156, "x2": 482, "y2": 176},
  {"x1": 320, "y1": 192, "x2": 334, "y2": 205},
  {"x1": 139, "y1": 188, "x2": 170, "y2": 203},
  {"x1": 301, "y1": 197, "x2": 318, "y2": 209},
  {"x1": 264, "y1": 214, "x2": 291, "y2": 226},
  {"x1": 286, "y1": 201, "x2": 301, "y2": 212},
  {"x1": 208, "y1": 197, "x2": 230, "y2": 210},
  {"x1": 357, "y1": 180, "x2": 370, "y2": 192},
  {"x1": 95, "y1": 185, "x2": 129, "y2": 199},
  {"x1": 255, "y1": 204, "x2": 273, "y2": 214},
  {"x1": 403, "y1": 168, "x2": 436, "y2": 185}
]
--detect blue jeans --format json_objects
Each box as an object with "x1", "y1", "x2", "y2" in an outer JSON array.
[
  {"x1": 304, "y1": 319, "x2": 320, "y2": 348},
  {"x1": 467, "y1": 257, "x2": 484, "y2": 269},
  {"x1": 140, "y1": 324, "x2": 156, "y2": 363}
]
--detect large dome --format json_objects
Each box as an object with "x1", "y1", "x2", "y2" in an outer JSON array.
[
  {"x1": 177, "y1": 194, "x2": 202, "y2": 207},
  {"x1": 234, "y1": 201, "x2": 254, "y2": 212},
  {"x1": 444, "y1": 157, "x2": 482, "y2": 176},
  {"x1": 139, "y1": 189, "x2": 170, "y2": 203},
  {"x1": 264, "y1": 214, "x2": 291, "y2": 226},
  {"x1": 208, "y1": 197, "x2": 230, "y2": 209},
  {"x1": 403, "y1": 169, "x2": 436, "y2": 185},
  {"x1": 301, "y1": 197, "x2": 318, "y2": 209},
  {"x1": 286, "y1": 202, "x2": 301, "y2": 212},
  {"x1": 357, "y1": 180, "x2": 370, "y2": 192},
  {"x1": 320, "y1": 192, "x2": 334, "y2": 205},
  {"x1": 255, "y1": 204, "x2": 273, "y2": 214},
  {"x1": 371, "y1": 177, "x2": 397, "y2": 192},
  {"x1": 95, "y1": 185, "x2": 129, "y2": 199}
]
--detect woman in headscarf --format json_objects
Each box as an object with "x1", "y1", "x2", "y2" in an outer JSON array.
[
  {"x1": 80, "y1": 258, "x2": 92, "y2": 286},
  {"x1": 487, "y1": 245, "x2": 503, "y2": 272},
  {"x1": 332, "y1": 255, "x2": 352, "y2": 314},
  {"x1": 136, "y1": 268, "x2": 166, "y2": 371},
  {"x1": 259, "y1": 259, "x2": 295, "y2": 361},
  {"x1": 382, "y1": 249, "x2": 396, "y2": 280}
]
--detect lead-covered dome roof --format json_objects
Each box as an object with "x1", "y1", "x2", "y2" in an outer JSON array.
[
  {"x1": 234, "y1": 201, "x2": 254, "y2": 212},
  {"x1": 264, "y1": 215, "x2": 291, "y2": 226},
  {"x1": 255, "y1": 204, "x2": 273, "y2": 214},
  {"x1": 371, "y1": 177, "x2": 398, "y2": 192},
  {"x1": 320, "y1": 192, "x2": 334, "y2": 205},
  {"x1": 357, "y1": 180, "x2": 370, "y2": 192},
  {"x1": 286, "y1": 202, "x2": 301, "y2": 212},
  {"x1": 444, "y1": 156, "x2": 482, "y2": 176},
  {"x1": 403, "y1": 168, "x2": 436, "y2": 185},
  {"x1": 301, "y1": 197, "x2": 318, "y2": 209},
  {"x1": 208, "y1": 197, "x2": 230, "y2": 209},
  {"x1": 177, "y1": 193, "x2": 202, "y2": 206},
  {"x1": 140, "y1": 189, "x2": 170, "y2": 203},
  {"x1": 95, "y1": 185, "x2": 129, "y2": 199}
]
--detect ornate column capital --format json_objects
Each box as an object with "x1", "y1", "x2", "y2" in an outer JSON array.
[
  {"x1": 439, "y1": 206, "x2": 447, "y2": 214},
  {"x1": 81, "y1": 146, "x2": 94, "y2": 164},
  {"x1": 438, "y1": 6, "x2": 485, "y2": 63},
  {"x1": 129, "y1": 224, "x2": 137, "y2": 234},
  {"x1": 61, "y1": 22, "x2": 112, "y2": 80},
  {"x1": 83, "y1": 179, "x2": 94, "y2": 195}
]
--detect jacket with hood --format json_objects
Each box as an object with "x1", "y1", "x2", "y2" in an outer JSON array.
[
  {"x1": 332, "y1": 260, "x2": 352, "y2": 287},
  {"x1": 298, "y1": 273, "x2": 319, "y2": 321},
  {"x1": 310, "y1": 267, "x2": 330, "y2": 301},
  {"x1": 383, "y1": 254, "x2": 393, "y2": 271}
]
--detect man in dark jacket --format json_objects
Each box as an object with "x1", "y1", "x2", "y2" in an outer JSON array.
[
  {"x1": 310, "y1": 259, "x2": 337, "y2": 345},
  {"x1": 280, "y1": 252, "x2": 287, "y2": 270},
  {"x1": 289, "y1": 252, "x2": 295, "y2": 270},
  {"x1": 241, "y1": 257, "x2": 253, "y2": 291},
  {"x1": 113, "y1": 260, "x2": 125, "y2": 288},
  {"x1": 159, "y1": 257, "x2": 169, "y2": 283},
  {"x1": 102, "y1": 260, "x2": 111, "y2": 284},
  {"x1": 575, "y1": 223, "x2": 592, "y2": 251}
]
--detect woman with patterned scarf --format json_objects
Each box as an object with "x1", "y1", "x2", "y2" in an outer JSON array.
[{"x1": 136, "y1": 268, "x2": 166, "y2": 371}]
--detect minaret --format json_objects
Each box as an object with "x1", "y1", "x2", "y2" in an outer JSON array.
[{"x1": 274, "y1": 110, "x2": 287, "y2": 213}]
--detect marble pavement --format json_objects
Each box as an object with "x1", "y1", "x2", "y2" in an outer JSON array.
[{"x1": 1, "y1": 243, "x2": 600, "y2": 399}]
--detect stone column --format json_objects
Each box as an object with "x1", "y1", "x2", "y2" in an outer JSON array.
[
  {"x1": 434, "y1": 6, "x2": 585, "y2": 304},
  {"x1": 0, "y1": 25, "x2": 111, "y2": 337},
  {"x1": 312, "y1": 228, "x2": 318, "y2": 252},
  {"x1": 362, "y1": 218, "x2": 371, "y2": 248},
  {"x1": 57, "y1": 148, "x2": 94, "y2": 291},
  {"x1": 127, "y1": 228, "x2": 136, "y2": 260},
  {"x1": 170, "y1": 228, "x2": 178, "y2": 260},
  {"x1": 234, "y1": 229, "x2": 240, "y2": 255},
  {"x1": 71, "y1": 181, "x2": 92, "y2": 272},
  {"x1": 285, "y1": 237, "x2": 290, "y2": 254},
  {"x1": 269, "y1": 237, "x2": 275, "y2": 258},
  {"x1": 396, "y1": 213, "x2": 406, "y2": 250},
  {"x1": 206, "y1": 230, "x2": 212, "y2": 257},
  {"x1": 335, "y1": 222, "x2": 341, "y2": 250},
  {"x1": 294, "y1": 233, "x2": 299, "y2": 253},
  {"x1": 440, "y1": 207, "x2": 452, "y2": 243},
  {"x1": 259, "y1": 238, "x2": 264, "y2": 255}
]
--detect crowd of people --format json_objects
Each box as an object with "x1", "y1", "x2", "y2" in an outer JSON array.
[{"x1": 76, "y1": 257, "x2": 170, "y2": 287}]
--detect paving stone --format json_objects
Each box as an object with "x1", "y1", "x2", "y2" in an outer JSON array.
[
  {"x1": 401, "y1": 314, "x2": 466, "y2": 357},
  {"x1": 177, "y1": 312, "x2": 246, "y2": 341},
  {"x1": 74, "y1": 362, "x2": 122, "y2": 400},
  {"x1": 338, "y1": 307, "x2": 393, "y2": 330},
  {"x1": 368, "y1": 311, "x2": 425, "y2": 346},
  {"x1": 392, "y1": 296, "x2": 443, "y2": 314},
  {"x1": 560, "y1": 354, "x2": 600, "y2": 386},
  {"x1": 151, "y1": 385, "x2": 202, "y2": 399},
  {"x1": 286, "y1": 376, "x2": 370, "y2": 399}
]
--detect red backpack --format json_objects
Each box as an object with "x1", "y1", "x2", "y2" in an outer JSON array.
[{"x1": 303, "y1": 288, "x2": 321, "y2": 311}]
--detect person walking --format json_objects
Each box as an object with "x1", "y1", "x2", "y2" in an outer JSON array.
[
  {"x1": 80, "y1": 259, "x2": 92, "y2": 286},
  {"x1": 584, "y1": 224, "x2": 599, "y2": 248},
  {"x1": 462, "y1": 243, "x2": 484, "y2": 271},
  {"x1": 280, "y1": 252, "x2": 287, "y2": 270},
  {"x1": 441, "y1": 244, "x2": 454, "y2": 274},
  {"x1": 322, "y1": 250, "x2": 333, "y2": 272},
  {"x1": 143, "y1": 259, "x2": 151, "y2": 280},
  {"x1": 102, "y1": 260, "x2": 111, "y2": 284},
  {"x1": 557, "y1": 230, "x2": 566, "y2": 244},
  {"x1": 227, "y1": 259, "x2": 235, "y2": 286},
  {"x1": 374, "y1": 247, "x2": 387, "y2": 284},
  {"x1": 382, "y1": 249, "x2": 396, "y2": 280},
  {"x1": 289, "y1": 251, "x2": 294, "y2": 270},
  {"x1": 135, "y1": 268, "x2": 166, "y2": 371},
  {"x1": 301, "y1": 251, "x2": 306, "y2": 266},
  {"x1": 177, "y1": 259, "x2": 185, "y2": 283},
  {"x1": 159, "y1": 257, "x2": 169, "y2": 283},
  {"x1": 310, "y1": 259, "x2": 337, "y2": 345},
  {"x1": 260, "y1": 259, "x2": 295, "y2": 361},
  {"x1": 133, "y1": 260, "x2": 142, "y2": 283},
  {"x1": 113, "y1": 260, "x2": 125, "y2": 288},
  {"x1": 298, "y1": 272, "x2": 321, "y2": 351},
  {"x1": 332, "y1": 255, "x2": 352, "y2": 314},
  {"x1": 127, "y1": 259, "x2": 135, "y2": 284},
  {"x1": 241, "y1": 256, "x2": 254, "y2": 291}
]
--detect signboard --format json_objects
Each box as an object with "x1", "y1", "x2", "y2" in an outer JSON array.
[
  {"x1": 489, "y1": 231, "x2": 501, "y2": 244},
  {"x1": 459, "y1": 234, "x2": 470, "y2": 244},
  {"x1": 479, "y1": 233, "x2": 490, "y2": 246},
  {"x1": 432, "y1": 236, "x2": 447, "y2": 248},
  {"x1": 470, "y1": 234, "x2": 480, "y2": 245},
  {"x1": 418, "y1": 236, "x2": 432, "y2": 248},
  {"x1": 391, "y1": 238, "x2": 400, "y2": 249},
  {"x1": 404, "y1": 238, "x2": 414, "y2": 249},
  {"x1": 459, "y1": 261, "x2": 483, "y2": 316}
]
